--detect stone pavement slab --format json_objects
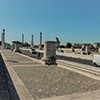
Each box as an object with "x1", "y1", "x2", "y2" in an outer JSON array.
[{"x1": 2, "y1": 50, "x2": 100, "y2": 100}]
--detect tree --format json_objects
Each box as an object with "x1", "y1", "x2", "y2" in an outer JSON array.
[
  {"x1": 59, "y1": 45, "x2": 65, "y2": 48},
  {"x1": 66, "y1": 42, "x2": 72, "y2": 48},
  {"x1": 12, "y1": 41, "x2": 22, "y2": 44},
  {"x1": 22, "y1": 42, "x2": 30, "y2": 47}
]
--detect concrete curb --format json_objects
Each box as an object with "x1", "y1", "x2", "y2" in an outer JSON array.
[
  {"x1": 41, "y1": 89, "x2": 100, "y2": 100},
  {"x1": 16, "y1": 52, "x2": 45, "y2": 65},
  {"x1": 57, "y1": 60, "x2": 100, "y2": 81},
  {"x1": 1, "y1": 51, "x2": 34, "y2": 100}
]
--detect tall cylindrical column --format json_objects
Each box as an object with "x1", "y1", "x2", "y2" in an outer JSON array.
[
  {"x1": 31, "y1": 35, "x2": 34, "y2": 45},
  {"x1": 22, "y1": 34, "x2": 24, "y2": 44},
  {"x1": 1, "y1": 29, "x2": 5, "y2": 49},
  {"x1": 40, "y1": 32, "x2": 42, "y2": 49},
  {"x1": 31, "y1": 35, "x2": 34, "y2": 48}
]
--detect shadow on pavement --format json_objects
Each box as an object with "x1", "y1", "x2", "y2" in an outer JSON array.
[
  {"x1": 22, "y1": 50, "x2": 93, "y2": 66},
  {"x1": 57, "y1": 55, "x2": 92, "y2": 66},
  {"x1": 0, "y1": 54, "x2": 20, "y2": 100}
]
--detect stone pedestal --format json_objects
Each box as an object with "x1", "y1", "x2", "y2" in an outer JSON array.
[
  {"x1": 42, "y1": 41, "x2": 57, "y2": 65},
  {"x1": 13, "y1": 44, "x2": 21, "y2": 53},
  {"x1": 71, "y1": 46, "x2": 75, "y2": 52},
  {"x1": 30, "y1": 44, "x2": 34, "y2": 49},
  {"x1": 15, "y1": 44, "x2": 20, "y2": 50}
]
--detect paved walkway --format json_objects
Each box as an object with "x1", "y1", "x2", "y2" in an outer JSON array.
[
  {"x1": 1, "y1": 50, "x2": 100, "y2": 100},
  {"x1": 1, "y1": 50, "x2": 34, "y2": 100}
]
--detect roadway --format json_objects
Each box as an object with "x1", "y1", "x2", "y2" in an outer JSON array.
[{"x1": 21, "y1": 50, "x2": 93, "y2": 66}]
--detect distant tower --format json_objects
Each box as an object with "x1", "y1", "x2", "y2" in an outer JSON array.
[
  {"x1": 40, "y1": 32, "x2": 42, "y2": 49},
  {"x1": 1, "y1": 29, "x2": 5, "y2": 49},
  {"x1": 22, "y1": 34, "x2": 24, "y2": 44}
]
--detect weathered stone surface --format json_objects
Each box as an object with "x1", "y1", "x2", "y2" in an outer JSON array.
[
  {"x1": 13, "y1": 65, "x2": 100, "y2": 99},
  {"x1": 2, "y1": 50, "x2": 100, "y2": 100}
]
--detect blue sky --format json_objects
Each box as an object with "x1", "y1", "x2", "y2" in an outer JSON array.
[{"x1": 0, "y1": 0, "x2": 100, "y2": 45}]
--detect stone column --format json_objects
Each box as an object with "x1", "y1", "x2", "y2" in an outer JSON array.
[
  {"x1": 1, "y1": 29, "x2": 5, "y2": 49},
  {"x1": 22, "y1": 34, "x2": 24, "y2": 44},
  {"x1": 31, "y1": 35, "x2": 34, "y2": 48},
  {"x1": 31, "y1": 35, "x2": 34, "y2": 45},
  {"x1": 39, "y1": 32, "x2": 42, "y2": 49},
  {"x1": 42, "y1": 41, "x2": 57, "y2": 65},
  {"x1": 85, "y1": 46, "x2": 90, "y2": 55}
]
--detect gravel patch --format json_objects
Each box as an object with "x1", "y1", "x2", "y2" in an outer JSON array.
[{"x1": 13, "y1": 65, "x2": 100, "y2": 99}]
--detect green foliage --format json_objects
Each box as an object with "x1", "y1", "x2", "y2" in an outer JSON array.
[
  {"x1": 66, "y1": 42, "x2": 72, "y2": 48},
  {"x1": 59, "y1": 45, "x2": 65, "y2": 48},
  {"x1": 12, "y1": 41, "x2": 22, "y2": 44},
  {"x1": 22, "y1": 42, "x2": 30, "y2": 47}
]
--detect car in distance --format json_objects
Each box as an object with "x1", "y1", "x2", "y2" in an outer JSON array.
[
  {"x1": 29, "y1": 48, "x2": 37, "y2": 54},
  {"x1": 57, "y1": 49, "x2": 64, "y2": 52},
  {"x1": 92, "y1": 54, "x2": 100, "y2": 66}
]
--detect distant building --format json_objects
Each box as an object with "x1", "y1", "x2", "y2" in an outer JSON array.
[
  {"x1": 5, "y1": 43, "x2": 11, "y2": 49},
  {"x1": 73, "y1": 43, "x2": 82, "y2": 48},
  {"x1": 93, "y1": 42, "x2": 100, "y2": 48},
  {"x1": 0, "y1": 41, "x2": 11, "y2": 49},
  {"x1": 73, "y1": 43, "x2": 93, "y2": 49}
]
